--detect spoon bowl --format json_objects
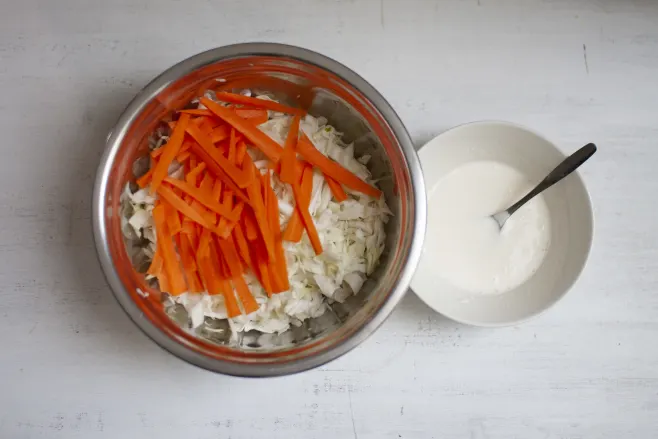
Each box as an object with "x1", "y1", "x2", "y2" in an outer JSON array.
[
  {"x1": 411, "y1": 121, "x2": 594, "y2": 326},
  {"x1": 492, "y1": 143, "x2": 597, "y2": 229}
]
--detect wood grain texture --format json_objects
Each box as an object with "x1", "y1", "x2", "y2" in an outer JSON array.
[{"x1": 1, "y1": 0, "x2": 657, "y2": 438}]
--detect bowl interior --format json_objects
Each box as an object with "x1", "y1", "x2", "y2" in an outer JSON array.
[
  {"x1": 411, "y1": 122, "x2": 593, "y2": 326},
  {"x1": 96, "y1": 48, "x2": 421, "y2": 374}
]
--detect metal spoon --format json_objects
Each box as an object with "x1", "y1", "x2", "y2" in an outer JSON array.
[{"x1": 492, "y1": 143, "x2": 597, "y2": 229}]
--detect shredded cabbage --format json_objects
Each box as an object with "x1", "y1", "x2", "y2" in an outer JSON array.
[{"x1": 122, "y1": 98, "x2": 391, "y2": 335}]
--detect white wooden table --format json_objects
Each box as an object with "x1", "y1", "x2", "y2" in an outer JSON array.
[{"x1": 2, "y1": 0, "x2": 657, "y2": 437}]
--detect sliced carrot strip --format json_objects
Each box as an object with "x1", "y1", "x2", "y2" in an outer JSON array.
[
  {"x1": 210, "y1": 125, "x2": 230, "y2": 144},
  {"x1": 243, "y1": 156, "x2": 275, "y2": 261},
  {"x1": 178, "y1": 109, "x2": 213, "y2": 117},
  {"x1": 218, "y1": 187, "x2": 234, "y2": 231},
  {"x1": 179, "y1": 233, "x2": 203, "y2": 292},
  {"x1": 147, "y1": 244, "x2": 163, "y2": 277},
  {"x1": 243, "y1": 209, "x2": 259, "y2": 241},
  {"x1": 293, "y1": 166, "x2": 323, "y2": 254},
  {"x1": 236, "y1": 140, "x2": 247, "y2": 165},
  {"x1": 279, "y1": 114, "x2": 301, "y2": 184},
  {"x1": 266, "y1": 177, "x2": 290, "y2": 292},
  {"x1": 297, "y1": 133, "x2": 382, "y2": 199},
  {"x1": 181, "y1": 217, "x2": 196, "y2": 239},
  {"x1": 234, "y1": 108, "x2": 269, "y2": 124},
  {"x1": 150, "y1": 114, "x2": 190, "y2": 194},
  {"x1": 164, "y1": 177, "x2": 239, "y2": 222},
  {"x1": 211, "y1": 178, "x2": 223, "y2": 202},
  {"x1": 209, "y1": 241, "x2": 242, "y2": 316},
  {"x1": 187, "y1": 137, "x2": 251, "y2": 205},
  {"x1": 282, "y1": 165, "x2": 313, "y2": 242},
  {"x1": 176, "y1": 150, "x2": 191, "y2": 163},
  {"x1": 199, "y1": 172, "x2": 214, "y2": 197},
  {"x1": 137, "y1": 163, "x2": 156, "y2": 188},
  {"x1": 325, "y1": 174, "x2": 348, "y2": 202},
  {"x1": 163, "y1": 201, "x2": 182, "y2": 235},
  {"x1": 152, "y1": 205, "x2": 186, "y2": 294},
  {"x1": 197, "y1": 229, "x2": 212, "y2": 260},
  {"x1": 233, "y1": 223, "x2": 253, "y2": 269},
  {"x1": 232, "y1": 275, "x2": 259, "y2": 314},
  {"x1": 186, "y1": 162, "x2": 206, "y2": 187},
  {"x1": 186, "y1": 122, "x2": 253, "y2": 189},
  {"x1": 228, "y1": 128, "x2": 238, "y2": 163},
  {"x1": 216, "y1": 236, "x2": 244, "y2": 278},
  {"x1": 201, "y1": 97, "x2": 285, "y2": 162},
  {"x1": 197, "y1": 256, "x2": 217, "y2": 293},
  {"x1": 254, "y1": 239, "x2": 273, "y2": 295},
  {"x1": 214, "y1": 92, "x2": 305, "y2": 116},
  {"x1": 156, "y1": 185, "x2": 223, "y2": 234},
  {"x1": 157, "y1": 268, "x2": 171, "y2": 293}
]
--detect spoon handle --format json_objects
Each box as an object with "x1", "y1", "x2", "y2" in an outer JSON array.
[{"x1": 506, "y1": 143, "x2": 597, "y2": 216}]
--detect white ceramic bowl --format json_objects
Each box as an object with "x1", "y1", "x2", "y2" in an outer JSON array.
[{"x1": 411, "y1": 121, "x2": 593, "y2": 326}]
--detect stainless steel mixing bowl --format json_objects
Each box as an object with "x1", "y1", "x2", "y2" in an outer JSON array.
[{"x1": 93, "y1": 43, "x2": 426, "y2": 377}]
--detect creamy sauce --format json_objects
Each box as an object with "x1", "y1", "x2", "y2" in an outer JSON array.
[{"x1": 425, "y1": 161, "x2": 551, "y2": 295}]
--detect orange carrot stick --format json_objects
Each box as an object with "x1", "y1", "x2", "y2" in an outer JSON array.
[
  {"x1": 178, "y1": 109, "x2": 214, "y2": 117},
  {"x1": 152, "y1": 205, "x2": 187, "y2": 294},
  {"x1": 214, "y1": 92, "x2": 305, "y2": 115},
  {"x1": 186, "y1": 122, "x2": 254, "y2": 188},
  {"x1": 243, "y1": 209, "x2": 259, "y2": 241},
  {"x1": 201, "y1": 97, "x2": 286, "y2": 163},
  {"x1": 293, "y1": 166, "x2": 323, "y2": 254},
  {"x1": 187, "y1": 137, "x2": 251, "y2": 205},
  {"x1": 325, "y1": 174, "x2": 348, "y2": 202},
  {"x1": 254, "y1": 239, "x2": 273, "y2": 295},
  {"x1": 156, "y1": 185, "x2": 223, "y2": 234},
  {"x1": 236, "y1": 140, "x2": 247, "y2": 165},
  {"x1": 185, "y1": 162, "x2": 206, "y2": 187},
  {"x1": 279, "y1": 114, "x2": 301, "y2": 184},
  {"x1": 150, "y1": 114, "x2": 190, "y2": 194},
  {"x1": 147, "y1": 243, "x2": 163, "y2": 277},
  {"x1": 266, "y1": 176, "x2": 290, "y2": 291},
  {"x1": 164, "y1": 177, "x2": 239, "y2": 221},
  {"x1": 228, "y1": 128, "x2": 238, "y2": 163},
  {"x1": 210, "y1": 125, "x2": 230, "y2": 144},
  {"x1": 175, "y1": 150, "x2": 191, "y2": 163},
  {"x1": 163, "y1": 201, "x2": 182, "y2": 235},
  {"x1": 297, "y1": 133, "x2": 382, "y2": 199},
  {"x1": 234, "y1": 108, "x2": 269, "y2": 124},
  {"x1": 189, "y1": 154, "x2": 198, "y2": 171},
  {"x1": 137, "y1": 164, "x2": 156, "y2": 188},
  {"x1": 282, "y1": 165, "x2": 313, "y2": 242},
  {"x1": 209, "y1": 241, "x2": 242, "y2": 316},
  {"x1": 233, "y1": 223, "x2": 252, "y2": 269},
  {"x1": 243, "y1": 155, "x2": 275, "y2": 260},
  {"x1": 232, "y1": 275, "x2": 259, "y2": 314},
  {"x1": 179, "y1": 233, "x2": 203, "y2": 292}
]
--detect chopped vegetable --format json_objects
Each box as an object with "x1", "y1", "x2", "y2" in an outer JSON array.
[
  {"x1": 234, "y1": 108, "x2": 269, "y2": 124},
  {"x1": 293, "y1": 166, "x2": 323, "y2": 255},
  {"x1": 282, "y1": 164, "x2": 313, "y2": 242},
  {"x1": 214, "y1": 92, "x2": 305, "y2": 116},
  {"x1": 297, "y1": 133, "x2": 382, "y2": 199},
  {"x1": 150, "y1": 114, "x2": 190, "y2": 194},
  {"x1": 325, "y1": 175, "x2": 348, "y2": 202},
  {"x1": 164, "y1": 177, "x2": 239, "y2": 221},
  {"x1": 201, "y1": 97, "x2": 286, "y2": 162},
  {"x1": 152, "y1": 205, "x2": 186, "y2": 294},
  {"x1": 122, "y1": 92, "x2": 391, "y2": 335},
  {"x1": 279, "y1": 114, "x2": 301, "y2": 184},
  {"x1": 186, "y1": 122, "x2": 254, "y2": 189}
]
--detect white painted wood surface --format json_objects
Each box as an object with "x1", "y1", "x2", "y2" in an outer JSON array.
[{"x1": 2, "y1": 0, "x2": 657, "y2": 437}]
